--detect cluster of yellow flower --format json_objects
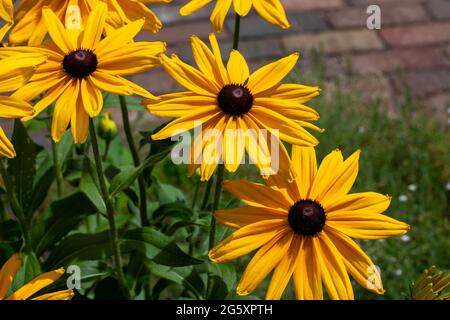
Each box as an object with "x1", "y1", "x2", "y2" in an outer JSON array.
[{"x1": 0, "y1": 0, "x2": 412, "y2": 300}]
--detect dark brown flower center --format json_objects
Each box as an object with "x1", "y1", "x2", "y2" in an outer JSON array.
[
  {"x1": 63, "y1": 49, "x2": 98, "y2": 78},
  {"x1": 217, "y1": 84, "x2": 253, "y2": 115},
  {"x1": 288, "y1": 200, "x2": 326, "y2": 236}
]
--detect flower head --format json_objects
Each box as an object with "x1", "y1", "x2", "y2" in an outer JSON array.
[
  {"x1": 0, "y1": 254, "x2": 74, "y2": 300},
  {"x1": 180, "y1": 0, "x2": 290, "y2": 32},
  {"x1": 6, "y1": 4, "x2": 165, "y2": 143},
  {"x1": 145, "y1": 34, "x2": 321, "y2": 181},
  {"x1": 412, "y1": 266, "x2": 450, "y2": 300},
  {"x1": 9, "y1": 0, "x2": 168, "y2": 46},
  {"x1": 209, "y1": 147, "x2": 410, "y2": 299}
]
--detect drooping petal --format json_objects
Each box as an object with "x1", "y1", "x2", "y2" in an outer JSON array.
[
  {"x1": 266, "y1": 235, "x2": 302, "y2": 299},
  {"x1": 32, "y1": 289, "x2": 74, "y2": 300},
  {"x1": 237, "y1": 230, "x2": 293, "y2": 296},
  {"x1": 325, "y1": 227, "x2": 384, "y2": 294},
  {"x1": 316, "y1": 232, "x2": 354, "y2": 300},
  {"x1": 233, "y1": 0, "x2": 252, "y2": 16},
  {"x1": 252, "y1": 0, "x2": 290, "y2": 29},
  {"x1": 0, "y1": 126, "x2": 15, "y2": 158},
  {"x1": 293, "y1": 236, "x2": 324, "y2": 299},
  {"x1": 210, "y1": 0, "x2": 232, "y2": 32},
  {"x1": 180, "y1": 0, "x2": 212, "y2": 16}
]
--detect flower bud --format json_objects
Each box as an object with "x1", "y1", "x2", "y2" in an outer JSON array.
[{"x1": 98, "y1": 111, "x2": 118, "y2": 141}]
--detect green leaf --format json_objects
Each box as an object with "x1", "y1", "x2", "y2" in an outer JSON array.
[
  {"x1": 145, "y1": 261, "x2": 203, "y2": 299},
  {"x1": 7, "y1": 119, "x2": 40, "y2": 215},
  {"x1": 44, "y1": 231, "x2": 112, "y2": 269},
  {"x1": 80, "y1": 157, "x2": 106, "y2": 214},
  {"x1": 123, "y1": 227, "x2": 202, "y2": 267},
  {"x1": 33, "y1": 192, "x2": 98, "y2": 256},
  {"x1": 11, "y1": 253, "x2": 42, "y2": 291},
  {"x1": 109, "y1": 149, "x2": 171, "y2": 196},
  {"x1": 28, "y1": 150, "x2": 55, "y2": 216},
  {"x1": 155, "y1": 181, "x2": 186, "y2": 204},
  {"x1": 209, "y1": 262, "x2": 236, "y2": 293},
  {"x1": 152, "y1": 202, "x2": 193, "y2": 222}
]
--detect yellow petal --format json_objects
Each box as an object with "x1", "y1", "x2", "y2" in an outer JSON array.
[
  {"x1": 32, "y1": 289, "x2": 74, "y2": 300},
  {"x1": 292, "y1": 146, "x2": 317, "y2": 199},
  {"x1": 42, "y1": 8, "x2": 73, "y2": 54},
  {"x1": 237, "y1": 230, "x2": 293, "y2": 296},
  {"x1": 316, "y1": 232, "x2": 354, "y2": 300},
  {"x1": 247, "y1": 53, "x2": 299, "y2": 94},
  {"x1": 325, "y1": 227, "x2": 384, "y2": 294},
  {"x1": 233, "y1": 0, "x2": 252, "y2": 16},
  {"x1": 180, "y1": 0, "x2": 212, "y2": 16},
  {"x1": 266, "y1": 235, "x2": 301, "y2": 299},
  {"x1": 0, "y1": 254, "x2": 22, "y2": 299},
  {"x1": 293, "y1": 236, "x2": 324, "y2": 299},
  {"x1": 51, "y1": 79, "x2": 78, "y2": 142},
  {"x1": 326, "y1": 212, "x2": 410, "y2": 240},
  {"x1": 227, "y1": 50, "x2": 249, "y2": 84},
  {"x1": 208, "y1": 219, "x2": 288, "y2": 263},
  {"x1": 210, "y1": 0, "x2": 232, "y2": 32},
  {"x1": 222, "y1": 179, "x2": 293, "y2": 210},
  {"x1": 0, "y1": 126, "x2": 15, "y2": 158},
  {"x1": 81, "y1": 3, "x2": 107, "y2": 49},
  {"x1": 253, "y1": 0, "x2": 290, "y2": 29},
  {"x1": 323, "y1": 192, "x2": 392, "y2": 215},
  {"x1": 215, "y1": 205, "x2": 286, "y2": 229},
  {"x1": 8, "y1": 268, "x2": 65, "y2": 300}
]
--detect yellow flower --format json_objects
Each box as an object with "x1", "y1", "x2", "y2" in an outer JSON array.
[
  {"x1": 9, "y1": 0, "x2": 168, "y2": 46},
  {"x1": 180, "y1": 0, "x2": 290, "y2": 32},
  {"x1": 0, "y1": 254, "x2": 74, "y2": 300},
  {"x1": 0, "y1": 0, "x2": 13, "y2": 41},
  {"x1": 0, "y1": 51, "x2": 47, "y2": 158},
  {"x1": 6, "y1": 4, "x2": 165, "y2": 143},
  {"x1": 144, "y1": 34, "x2": 321, "y2": 181},
  {"x1": 209, "y1": 147, "x2": 410, "y2": 300},
  {"x1": 412, "y1": 266, "x2": 450, "y2": 300}
]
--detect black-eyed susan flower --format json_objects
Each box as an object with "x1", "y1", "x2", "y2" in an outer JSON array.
[
  {"x1": 6, "y1": 4, "x2": 165, "y2": 143},
  {"x1": 180, "y1": 0, "x2": 290, "y2": 32},
  {"x1": 0, "y1": 51, "x2": 47, "y2": 158},
  {"x1": 9, "y1": 0, "x2": 168, "y2": 46},
  {"x1": 0, "y1": 254, "x2": 74, "y2": 300},
  {"x1": 0, "y1": 0, "x2": 13, "y2": 41},
  {"x1": 209, "y1": 147, "x2": 410, "y2": 300},
  {"x1": 144, "y1": 34, "x2": 321, "y2": 181},
  {"x1": 412, "y1": 266, "x2": 450, "y2": 300}
]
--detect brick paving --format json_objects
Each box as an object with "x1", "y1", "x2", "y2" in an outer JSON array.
[{"x1": 130, "y1": 0, "x2": 450, "y2": 116}]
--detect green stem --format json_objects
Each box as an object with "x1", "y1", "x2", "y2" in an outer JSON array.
[
  {"x1": 191, "y1": 178, "x2": 201, "y2": 210},
  {"x1": 51, "y1": 139, "x2": 63, "y2": 198},
  {"x1": 206, "y1": 164, "x2": 224, "y2": 297},
  {"x1": 200, "y1": 177, "x2": 214, "y2": 211},
  {"x1": 89, "y1": 119, "x2": 130, "y2": 300},
  {"x1": 232, "y1": 13, "x2": 241, "y2": 50},
  {"x1": 0, "y1": 160, "x2": 32, "y2": 253},
  {"x1": 208, "y1": 164, "x2": 224, "y2": 251},
  {"x1": 119, "y1": 95, "x2": 149, "y2": 226},
  {"x1": 103, "y1": 139, "x2": 111, "y2": 161}
]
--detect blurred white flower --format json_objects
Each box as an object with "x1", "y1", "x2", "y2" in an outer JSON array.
[
  {"x1": 395, "y1": 269, "x2": 403, "y2": 276},
  {"x1": 358, "y1": 126, "x2": 366, "y2": 134},
  {"x1": 408, "y1": 184, "x2": 417, "y2": 192},
  {"x1": 446, "y1": 182, "x2": 450, "y2": 191},
  {"x1": 399, "y1": 194, "x2": 408, "y2": 202},
  {"x1": 401, "y1": 234, "x2": 411, "y2": 242}
]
